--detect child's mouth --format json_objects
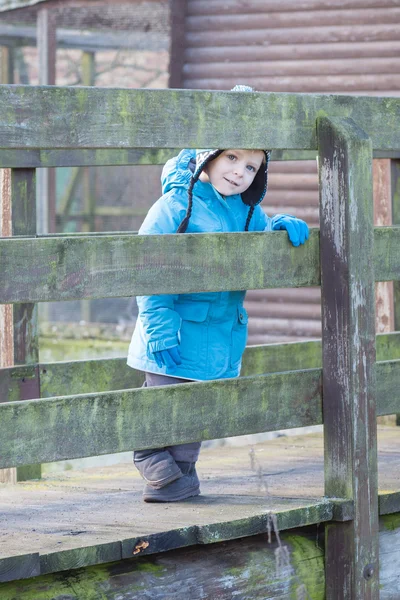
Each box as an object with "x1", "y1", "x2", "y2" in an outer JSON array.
[{"x1": 224, "y1": 178, "x2": 238, "y2": 186}]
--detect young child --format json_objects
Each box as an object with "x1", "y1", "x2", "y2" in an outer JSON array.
[{"x1": 127, "y1": 91, "x2": 309, "y2": 503}]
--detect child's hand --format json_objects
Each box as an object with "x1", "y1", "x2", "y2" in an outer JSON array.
[
  {"x1": 153, "y1": 346, "x2": 182, "y2": 369},
  {"x1": 271, "y1": 215, "x2": 309, "y2": 247}
]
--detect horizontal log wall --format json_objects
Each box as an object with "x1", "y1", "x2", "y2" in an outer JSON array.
[{"x1": 181, "y1": 0, "x2": 400, "y2": 343}]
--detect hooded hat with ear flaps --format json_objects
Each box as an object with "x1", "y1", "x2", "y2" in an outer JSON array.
[{"x1": 177, "y1": 85, "x2": 271, "y2": 234}]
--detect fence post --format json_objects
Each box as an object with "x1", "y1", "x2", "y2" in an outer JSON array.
[
  {"x1": 0, "y1": 169, "x2": 41, "y2": 483},
  {"x1": 317, "y1": 116, "x2": 379, "y2": 599}
]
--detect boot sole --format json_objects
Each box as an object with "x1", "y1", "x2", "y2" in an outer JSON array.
[{"x1": 143, "y1": 485, "x2": 200, "y2": 503}]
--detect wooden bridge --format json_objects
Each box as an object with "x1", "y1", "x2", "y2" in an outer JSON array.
[{"x1": 1, "y1": 86, "x2": 400, "y2": 598}]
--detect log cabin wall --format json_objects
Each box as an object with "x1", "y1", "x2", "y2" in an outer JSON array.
[{"x1": 172, "y1": 0, "x2": 400, "y2": 344}]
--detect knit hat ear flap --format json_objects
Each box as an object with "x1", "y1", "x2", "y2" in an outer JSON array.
[
  {"x1": 177, "y1": 149, "x2": 222, "y2": 233},
  {"x1": 241, "y1": 150, "x2": 271, "y2": 208}
]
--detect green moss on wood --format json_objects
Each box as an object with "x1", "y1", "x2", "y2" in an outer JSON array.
[
  {"x1": 283, "y1": 532, "x2": 325, "y2": 599},
  {"x1": 1, "y1": 86, "x2": 400, "y2": 152},
  {"x1": 381, "y1": 513, "x2": 400, "y2": 531}
]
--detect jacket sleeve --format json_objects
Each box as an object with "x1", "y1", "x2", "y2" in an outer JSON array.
[
  {"x1": 136, "y1": 194, "x2": 186, "y2": 354},
  {"x1": 251, "y1": 205, "x2": 273, "y2": 231}
]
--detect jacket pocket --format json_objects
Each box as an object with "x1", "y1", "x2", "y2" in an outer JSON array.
[
  {"x1": 230, "y1": 306, "x2": 249, "y2": 369},
  {"x1": 175, "y1": 302, "x2": 210, "y2": 364}
]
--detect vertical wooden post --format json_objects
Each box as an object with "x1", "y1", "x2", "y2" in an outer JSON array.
[
  {"x1": 392, "y1": 160, "x2": 400, "y2": 331},
  {"x1": 373, "y1": 159, "x2": 396, "y2": 425},
  {"x1": 373, "y1": 159, "x2": 394, "y2": 334},
  {"x1": 37, "y1": 8, "x2": 56, "y2": 235},
  {"x1": 12, "y1": 169, "x2": 41, "y2": 481},
  {"x1": 168, "y1": 0, "x2": 188, "y2": 88},
  {"x1": 318, "y1": 117, "x2": 379, "y2": 599},
  {"x1": 81, "y1": 51, "x2": 96, "y2": 234},
  {"x1": 0, "y1": 46, "x2": 14, "y2": 84},
  {"x1": 81, "y1": 51, "x2": 96, "y2": 323},
  {"x1": 0, "y1": 170, "x2": 41, "y2": 483}
]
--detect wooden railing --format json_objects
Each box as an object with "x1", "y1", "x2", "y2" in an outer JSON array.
[{"x1": 1, "y1": 86, "x2": 400, "y2": 598}]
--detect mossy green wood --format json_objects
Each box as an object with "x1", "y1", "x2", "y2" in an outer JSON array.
[
  {"x1": 1, "y1": 87, "x2": 400, "y2": 152},
  {"x1": 318, "y1": 117, "x2": 378, "y2": 599},
  {"x1": 0, "y1": 358, "x2": 399, "y2": 468},
  {"x1": 1, "y1": 518, "x2": 400, "y2": 598},
  {"x1": 0, "y1": 531, "x2": 326, "y2": 599},
  {"x1": 0, "y1": 148, "x2": 179, "y2": 169},
  {"x1": 0, "y1": 148, "x2": 394, "y2": 169},
  {"x1": 0, "y1": 369, "x2": 323, "y2": 468},
  {"x1": 0, "y1": 227, "x2": 399, "y2": 304},
  {"x1": 0, "y1": 229, "x2": 321, "y2": 303},
  {"x1": 2, "y1": 331, "x2": 400, "y2": 401}
]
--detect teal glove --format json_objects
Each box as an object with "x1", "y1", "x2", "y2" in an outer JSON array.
[
  {"x1": 153, "y1": 346, "x2": 182, "y2": 370},
  {"x1": 271, "y1": 214, "x2": 309, "y2": 247}
]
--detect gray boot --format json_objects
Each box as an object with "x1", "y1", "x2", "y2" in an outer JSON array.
[
  {"x1": 134, "y1": 449, "x2": 183, "y2": 489},
  {"x1": 143, "y1": 461, "x2": 200, "y2": 503}
]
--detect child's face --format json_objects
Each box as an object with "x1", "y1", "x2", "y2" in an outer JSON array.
[{"x1": 200, "y1": 149, "x2": 264, "y2": 197}]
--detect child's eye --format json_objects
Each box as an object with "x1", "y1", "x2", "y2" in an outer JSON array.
[
  {"x1": 247, "y1": 165, "x2": 256, "y2": 172},
  {"x1": 227, "y1": 154, "x2": 236, "y2": 161}
]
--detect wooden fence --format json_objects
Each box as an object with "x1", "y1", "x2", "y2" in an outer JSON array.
[{"x1": 1, "y1": 86, "x2": 400, "y2": 598}]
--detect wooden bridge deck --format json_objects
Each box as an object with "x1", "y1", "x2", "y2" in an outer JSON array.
[{"x1": 1, "y1": 427, "x2": 399, "y2": 582}]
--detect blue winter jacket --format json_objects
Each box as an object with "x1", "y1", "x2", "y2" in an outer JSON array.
[{"x1": 127, "y1": 149, "x2": 273, "y2": 381}]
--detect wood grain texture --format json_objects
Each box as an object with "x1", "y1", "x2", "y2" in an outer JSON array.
[
  {"x1": 1, "y1": 332, "x2": 400, "y2": 402},
  {"x1": 0, "y1": 147, "x2": 394, "y2": 169},
  {"x1": 318, "y1": 116, "x2": 379, "y2": 599},
  {"x1": 0, "y1": 554, "x2": 39, "y2": 583},
  {"x1": 1, "y1": 87, "x2": 400, "y2": 152},
  {"x1": 0, "y1": 358, "x2": 398, "y2": 467},
  {"x1": 1, "y1": 518, "x2": 400, "y2": 597},
  {"x1": 0, "y1": 370, "x2": 323, "y2": 468},
  {"x1": 0, "y1": 229, "x2": 321, "y2": 303},
  {"x1": 1, "y1": 227, "x2": 400, "y2": 304}
]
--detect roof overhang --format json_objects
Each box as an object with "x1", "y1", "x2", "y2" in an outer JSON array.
[
  {"x1": 0, "y1": 0, "x2": 163, "y2": 13},
  {"x1": 0, "y1": 0, "x2": 47, "y2": 11}
]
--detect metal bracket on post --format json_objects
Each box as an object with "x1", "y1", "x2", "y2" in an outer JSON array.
[{"x1": 318, "y1": 116, "x2": 379, "y2": 599}]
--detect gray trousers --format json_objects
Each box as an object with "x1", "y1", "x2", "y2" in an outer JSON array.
[{"x1": 135, "y1": 371, "x2": 201, "y2": 463}]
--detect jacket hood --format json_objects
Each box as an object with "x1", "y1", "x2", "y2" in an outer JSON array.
[{"x1": 161, "y1": 149, "x2": 196, "y2": 195}]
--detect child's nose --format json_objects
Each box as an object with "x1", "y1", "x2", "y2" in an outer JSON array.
[{"x1": 233, "y1": 164, "x2": 244, "y2": 176}]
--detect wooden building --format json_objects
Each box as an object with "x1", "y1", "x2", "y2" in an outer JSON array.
[{"x1": 170, "y1": 0, "x2": 400, "y2": 343}]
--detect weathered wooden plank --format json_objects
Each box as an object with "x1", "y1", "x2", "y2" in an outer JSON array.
[
  {"x1": 376, "y1": 360, "x2": 400, "y2": 416},
  {"x1": 122, "y1": 503, "x2": 333, "y2": 560},
  {"x1": 40, "y1": 541, "x2": 121, "y2": 577},
  {"x1": 38, "y1": 358, "x2": 145, "y2": 398},
  {"x1": 1, "y1": 226, "x2": 399, "y2": 304},
  {"x1": 0, "y1": 554, "x2": 40, "y2": 583},
  {"x1": 1, "y1": 334, "x2": 400, "y2": 403},
  {"x1": 1, "y1": 518, "x2": 400, "y2": 597},
  {"x1": 0, "y1": 369, "x2": 323, "y2": 468},
  {"x1": 379, "y1": 492, "x2": 400, "y2": 516},
  {"x1": 0, "y1": 229, "x2": 321, "y2": 303},
  {"x1": 0, "y1": 148, "x2": 179, "y2": 168},
  {"x1": 0, "y1": 531, "x2": 326, "y2": 597},
  {"x1": 1, "y1": 87, "x2": 400, "y2": 152},
  {"x1": 318, "y1": 116, "x2": 379, "y2": 599},
  {"x1": 0, "y1": 148, "x2": 394, "y2": 169}
]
